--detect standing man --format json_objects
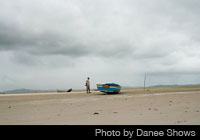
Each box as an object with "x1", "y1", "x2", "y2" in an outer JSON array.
[{"x1": 86, "y1": 77, "x2": 91, "y2": 93}]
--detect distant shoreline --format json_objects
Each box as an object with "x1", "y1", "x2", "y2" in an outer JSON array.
[{"x1": 1, "y1": 84, "x2": 200, "y2": 95}]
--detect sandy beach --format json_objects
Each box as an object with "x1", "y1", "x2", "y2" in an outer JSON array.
[{"x1": 0, "y1": 87, "x2": 200, "y2": 125}]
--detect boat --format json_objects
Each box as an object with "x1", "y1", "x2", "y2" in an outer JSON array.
[{"x1": 96, "y1": 83, "x2": 121, "y2": 94}]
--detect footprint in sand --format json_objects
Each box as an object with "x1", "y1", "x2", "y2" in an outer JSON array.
[
  {"x1": 154, "y1": 108, "x2": 159, "y2": 111},
  {"x1": 93, "y1": 112, "x2": 99, "y2": 115},
  {"x1": 184, "y1": 107, "x2": 189, "y2": 112},
  {"x1": 177, "y1": 121, "x2": 182, "y2": 124},
  {"x1": 177, "y1": 120, "x2": 187, "y2": 124}
]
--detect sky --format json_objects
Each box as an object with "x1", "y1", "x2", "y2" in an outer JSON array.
[{"x1": 0, "y1": 0, "x2": 200, "y2": 91}]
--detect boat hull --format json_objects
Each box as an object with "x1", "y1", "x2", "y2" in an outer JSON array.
[{"x1": 97, "y1": 83, "x2": 121, "y2": 94}]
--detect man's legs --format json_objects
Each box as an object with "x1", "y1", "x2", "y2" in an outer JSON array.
[{"x1": 87, "y1": 86, "x2": 91, "y2": 93}]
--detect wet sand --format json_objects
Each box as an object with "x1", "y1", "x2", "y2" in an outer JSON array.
[{"x1": 0, "y1": 89, "x2": 200, "y2": 125}]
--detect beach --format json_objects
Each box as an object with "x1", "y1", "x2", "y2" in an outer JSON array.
[{"x1": 0, "y1": 87, "x2": 200, "y2": 125}]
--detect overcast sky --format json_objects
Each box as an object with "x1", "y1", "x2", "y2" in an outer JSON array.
[{"x1": 0, "y1": 0, "x2": 200, "y2": 91}]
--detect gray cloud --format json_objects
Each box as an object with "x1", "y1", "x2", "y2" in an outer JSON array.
[{"x1": 0, "y1": 0, "x2": 200, "y2": 90}]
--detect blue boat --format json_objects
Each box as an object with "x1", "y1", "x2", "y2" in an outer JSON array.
[{"x1": 96, "y1": 83, "x2": 121, "y2": 94}]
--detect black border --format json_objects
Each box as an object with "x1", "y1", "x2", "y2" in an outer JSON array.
[{"x1": 0, "y1": 125, "x2": 199, "y2": 139}]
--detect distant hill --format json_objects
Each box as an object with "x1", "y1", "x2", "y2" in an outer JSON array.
[
  {"x1": 149, "y1": 84, "x2": 200, "y2": 88},
  {"x1": 122, "y1": 84, "x2": 200, "y2": 89},
  {"x1": 0, "y1": 88, "x2": 55, "y2": 94},
  {"x1": 149, "y1": 85, "x2": 179, "y2": 88},
  {"x1": 121, "y1": 86, "x2": 142, "y2": 89}
]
